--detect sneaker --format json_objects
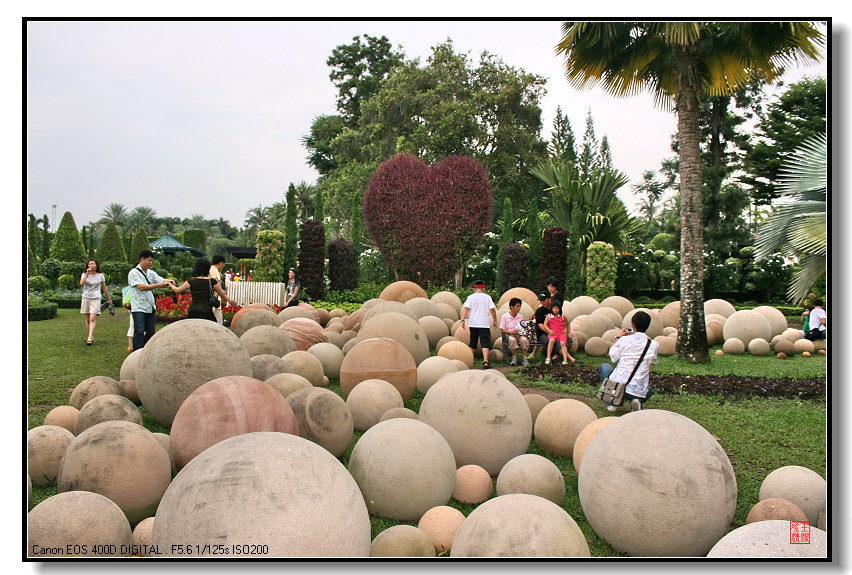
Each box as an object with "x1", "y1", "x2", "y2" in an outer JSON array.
[
  {"x1": 522, "y1": 358, "x2": 529, "y2": 366},
  {"x1": 510, "y1": 358, "x2": 517, "y2": 366},
  {"x1": 631, "y1": 399, "x2": 642, "y2": 412},
  {"x1": 544, "y1": 358, "x2": 551, "y2": 365},
  {"x1": 606, "y1": 404, "x2": 618, "y2": 412}
]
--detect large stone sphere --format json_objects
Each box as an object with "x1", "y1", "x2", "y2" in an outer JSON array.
[
  {"x1": 379, "y1": 407, "x2": 419, "y2": 422},
  {"x1": 753, "y1": 305, "x2": 788, "y2": 337},
  {"x1": 339, "y1": 338, "x2": 417, "y2": 401},
  {"x1": 153, "y1": 432, "x2": 176, "y2": 475},
  {"x1": 344, "y1": 306, "x2": 370, "y2": 332},
  {"x1": 591, "y1": 305, "x2": 623, "y2": 328},
  {"x1": 419, "y1": 315, "x2": 450, "y2": 348},
  {"x1": 746, "y1": 497, "x2": 808, "y2": 524},
  {"x1": 759, "y1": 465, "x2": 826, "y2": 525},
  {"x1": 239, "y1": 324, "x2": 297, "y2": 357},
  {"x1": 723, "y1": 309, "x2": 772, "y2": 348},
  {"x1": 748, "y1": 338, "x2": 771, "y2": 356},
  {"x1": 578, "y1": 410, "x2": 737, "y2": 556},
  {"x1": 451, "y1": 494, "x2": 590, "y2": 557},
  {"x1": 308, "y1": 342, "x2": 345, "y2": 380},
  {"x1": 297, "y1": 302, "x2": 322, "y2": 324},
  {"x1": 231, "y1": 308, "x2": 282, "y2": 337},
  {"x1": 27, "y1": 425, "x2": 74, "y2": 487},
  {"x1": 279, "y1": 317, "x2": 329, "y2": 351},
  {"x1": 69, "y1": 375, "x2": 125, "y2": 410},
  {"x1": 229, "y1": 303, "x2": 273, "y2": 331},
  {"x1": 416, "y1": 355, "x2": 458, "y2": 394},
  {"x1": 659, "y1": 300, "x2": 681, "y2": 329},
  {"x1": 523, "y1": 394, "x2": 550, "y2": 427},
  {"x1": 28, "y1": 491, "x2": 132, "y2": 557},
  {"x1": 706, "y1": 520, "x2": 827, "y2": 558},
  {"x1": 249, "y1": 354, "x2": 289, "y2": 381},
  {"x1": 773, "y1": 338, "x2": 796, "y2": 355},
  {"x1": 437, "y1": 340, "x2": 475, "y2": 368},
  {"x1": 418, "y1": 370, "x2": 532, "y2": 475},
  {"x1": 453, "y1": 464, "x2": 493, "y2": 505},
  {"x1": 348, "y1": 418, "x2": 456, "y2": 521},
  {"x1": 571, "y1": 295, "x2": 600, "y2": 316},
  {"x1": 57, "y1": 420, "x2": 172, "y2": 524},
  {"x1": 655, "y1": 335, "x2": 677, "y2": 356},
  {"x1": 818, "y1": 503, "x2": 826, "y2": 531},
  {"x1": 346, "y1": 379, "x2": 404, "y2": 432},
  {"x1": 600, "y1": 295, "x2": 634, "y2": 319},
  {"x1": 574, "y1": 313, "x2": 615, "y2": 339},
  {"x1": 583, "y1": 336, "x2": 609, "y2": 357},
  {"x1": 363, "y1": 300, "x2": 420, "y2": 324},
  {"x1": 380, "y1": 281, "x2": 428, "y2": 303},
  {"x1": 135, "y1": 319, "x2": 253, "y2": 427},
  {"x1": 74, "y1": 394, "x2": 142, "y2": 435},
  {"x1": 277, "y1": 305, "x2": 316, "y2": 323},
  {"x1": 793, "y1": 338, "x2": 815, "y2": 354},
  {"x1": 782, "y1": 327, "x2": 804, "y2": 342},
  {"x1": 43, "y1": 405, "x2": 79, "y2": 434},
  {"x1": 497, "y1": 287, "x2": 539, "y2": 312},
  {"x1": 152, "y1": 432, "x2": 371, "y2": 556},
  {"x1": 404, "y1": 297, "x2": 443, "y2": 320},
  {"x1": 704, "y1": 298, "x2": 737, "y2": 318},
  {"x1": 706, "y1": 320, "x2": 725, "y2": 346},
  {"x1": 280, "y1": 349, "x2": 326, "y2": 388},
  {"x1": 120, "y1": 349, "x2": 144, "y2": 381},
  {"x1": 287, "y1": 387, "x2": 354, "y2": 457},
  {"x1": 119, "y1": 379, "x2": 140, "y2": 404},
  {"x1": 264, "y1": 372, "x2": 313, "y2": 398},
  {"x1": 533, "y1": 399, "x2": 597, "y2": 459},
  {"x1": 431, "y1": 290, "x2": 463, "y2": 311},
  {"x1": 359, "y1": 312, "x2": 430, "y2": 366},
  {"x1": 496, "y1": 453, "x2": 565, "y2": 505},
  {"x1": 622, "y1": 308, "x2": 664, "y2": 338},
  {"x1": 170, "y1": 376, "x2": 299, "y2": 471},
  {"x1": 418, "y1": 506, "x2": 466, "y2": 553},
  {"x1": 323, "y1": 329, "x2": 345, "y2": 348},
  {"x1": 370, "y1": 525, "x2": 435, "y2": 557},
  {"x1": 435, "y1": 302, "x2": 459, "y2": 321},
  {"x1": 560, "y1": 300, "x2": 581, "y2": 324},
  {"x1": 572, "y1": 417, "x2": 619, "y2": 473},
  {"x1": 132, "y1": 517, "x2": 156, "y2": 555},
  {"x1": 723, "y1": 338, "x2": 745, "y2": 354}
]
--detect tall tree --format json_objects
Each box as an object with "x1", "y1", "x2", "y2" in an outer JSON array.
[
  {"x1": 100, "y1": 203, "x2": 128, "y2": 230},
  {"x1": 301, "y1": 114, "x2": 347, "y2": 176},
  {"x1": 599, "y1": 135, "x2": 614, "y2": 170},
  {"x1": 126, "y1": 206, "x2": 157, "y2": 235},
  {"x1": 578, "y1": 108, "x2": 601, "y2": 182},
  {"x1": 556, "y1": 21, "x2": 823, "y2": 362},
  {"x1": 632, "y1": 170, "x2": 667, "y2": 239},
  {"x1": 28, "y1": 214, "x2": 42, "y2": 261},
  {"x1": 548, "y1": 105, "x2": 578, "y2": 165},
  {"x1": 96, "y1": 221, "x2": 127, "y2": 262},
  {"x1": 244, "y1": 205, "x2": 268, "y2": 245},
  {"x1": 283, "y1": 184, "x2": 299, "y2": 273},
  {"x1": 49, "y1": 211, "x2": 86, "y2": 262}
]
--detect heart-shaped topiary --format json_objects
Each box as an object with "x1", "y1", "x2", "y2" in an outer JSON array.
[{"x1": 364, "y1": 153, "x2": 492, "y2": 286}]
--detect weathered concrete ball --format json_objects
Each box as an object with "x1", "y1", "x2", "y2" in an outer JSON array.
[
  {"x1": 323, "y1": 329, "x2": 346, "y2": 349},
  {"x1": 135, "y1": 319, "x2": 253, "y2": 427},
  {"x1": 715, "y1": 349, "x2": 725, "y2": 356},
  {"x1": 231, "y1": 308, "x2": 282, "y2": 337},
  {"x1": 379, "y1": 407, "x2": 419, "y2": 422},
  {"x1": 152, "y1": 432, "x2": 176, "y2": 475},
  {"x1": 131, "y1": 517, "x2": 156, "y2": 556},
  {"x1": 704, "y1": 298, "x2": 737, "y2": 318},
  {"x1": 497, "y1": 287, "x2": 539, "y2": 312},
  {"x1": 75, "y1": 394, "x2": 142, "y2": 435},
  {"x1": 418, "y1": 505, "x2": 466, "y2": 553},
  {"x1": 773, "y1": 338, "x2": 796, "y2": 355},
  {"x1": 490, "y1": 349, "x2": 505, "y2": 363},
  {"x1": 240, "y1": 324, "x2": 297, "y2": 358},
  {"x1": 622, "y1": 308, "x2": 664, "y2": 338},
  {"x1": 802, "y1": 351, "x2": 812, "y2": 357},
  {"x1": 325, "y1": 317, "x2": 345, "y2": 332},
  {"x1": 341, "y1": 337, "x2": 359, "y2": 355},
  {"x1": 575, "y1": 314, "x2": 614, "y2": 339},
  {"x1": 249, "y1": 354, "x2": 289, "y2": 381},
  {"x1": 229, "y1": 303, "x2": 273, "y2": 331},
  {"x1": 451, "y1": 494, "x2": 590, "y2": 557},
  {"x1": 655, "y1": 335, "x2": 677, "y2": 356},
  {"x1": 533, "y1": 399, "x2": 597, "y2": 459},
  {"x1": 152, "y1": 432, "x2": 371, "y2": 556},
  {"x1": 747, "y1": 338, "x2": 771, "y2": 356},
  {"x1": 451, "y1": 359, "x2": 469, "y2": 371},
  {"x1": 602, "y1": 328, "x2": 621, "y2": 344},
  {"x1": 277, "y1": 305, "x2": 316, "y2": 323},
  {"x1": 370, "y1": 525, "x2": 436, "y2": 557},
  {"x1": 573, "y1": 331, "x2": 587, "y2": 352},
  {"x1": 745, "y1": 497, "x2": 808, "y2": 524},
  {"x1": 430, "y1": 290, "x2": 464, "y2": 310},
  {"x1": 782, "y1": 327, "x2": 804, "y2": 342},
  {"x1": 363, "y1": 300, "x2": 420, "y2": 324},
  {"x1": 360, "y1": 312, "x2": 430, "y2": 366},
  {"x1": 600, "y1": 295, "x2": 634, "y2": 320},
  {"x1": 405, "y1": 297, "x2": 444, "y2": 320},
  {"x1": 591, "y1": 305, "x2": 623, "y2": 328},
  {"x1": 349, "y1": 418, "x2": 456, "y2": 521},
  {"x1": 722, "y1": 310, "x2": 772, "y2": 348},
  {"x1": 419, "y1": 370, "x2": 532, "y2": 475},
  {"x1": 170, "y1": 375, "x2": 299, "y2": 470},
  {"x1": 329, "y1": 308, "x2": 347, "y2": 319},
  {"x1": 344, "y1": 307, "x2": 369, "y2": 332},
  {"x1": 28, "y1": 425, "x2": 75, "y2": 487},
  {"x1": 119, "y1": 349, "x2": 144, "y2": 381},
  {"x1": 496, "y1": 453, "x2": 565, "y2": 505},
  {"x1": 417, "y1": 355, "x2": 459, "y2": 394},
  {"x1": 560, "y1": 300, "x2": 581, "y2": 324},
  {"x1": 339, "y1": 338, "x2": 417, "y2": 401},
  {"x1": 380, "y1": 280, "x2": 428, "y2": 303},
  {"x1": 436, "y1": 302, "x2": 459, "y2": 322},
  {"x1": 287, "y1": 387, "x2": 354, "y2": 457},
  {"x1": 813, "y1": 339, "x2": 826, "y2": 352},
  {"x1": 453, "y1": 464, "x2": 493, "y2": 505},
  {"x1": 346, "y1": 378, "x2": 404, "y2": 432},
  {"x1": 297, "y1": 302, "x2": 322, "y2": 324},
  {"x1": 571, "y1": 295, "x2": 600, "y2": 316},
  {"x1": 793, "y1": 338, "x2": 815, "y2": 354},
  {"x1": 663, "y1": 326, "x2": 678, "y2": 337},
  {"x1": 308, "y1": 342, "x2": 345, "y2": 380},
  {"x1": 280, "y1": 350, "x2": 325, "y2": 388},
  {"x1": 706, "y1": 520, "x2": 827, "y2": 558},
  {"x1": 69, "y1": 375, "x2": 125, "y2": 410},
  {"x1": 723, "y1": 338, "x2": 745, "y2": 354},
  {"x1": 572, "y1": 416, "x2": 619, "y2": 473},
  {"x1": 419, "y1": 315, "x2": 450, "y2": 348},
  {"x1": 265, "y1": 372, "x2": 313, "y2": 398},
  {"x1": 706, "y1": 320, "x2": 725, "y2": 346},
  {"x1": 753, "y1": 305, "x2": 788, "y2": 337},
  {"x1": 578, "y1": 410, "x2": 737, "y2": 556},
  {"x1": 57, "y1": 420, "x2": 172, "y2": 524},
  {"x1": 28, "y1": 491, "x2": 132, "y2": 556},
  {"x1": 523, "y1": 394, "x2": 550, "y2": 427},
  {"x1": 777, "y1": 352, "x2": 788, "y2": 359},
  {"x1": 119, "y1": 380, "x2": 140, "y2": 404},
  {"x1": 43, "y1": 405, "x2": 79, "y2": 434},
  {"x1": 583, "y1": 336, "x2": 609, "y2": 357},
  {"x1": 759, "y1": 465, "x2": 826, "y2": 525},
  {"x1": 659, "y1": 300, "x2": 681, "y2": 329},
  {"x1": 279, "y1": 317, "x2": 329, "y2": 351},
  {"x1": 818, "y1": 502, "x2": 826, "y2": 531}
]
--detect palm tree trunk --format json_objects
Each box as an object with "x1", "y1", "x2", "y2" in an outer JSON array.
[{"x1": 673, "y1": 44, "x2": 710, "y2": 363}]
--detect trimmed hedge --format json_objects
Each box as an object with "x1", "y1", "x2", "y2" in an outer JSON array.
[
  {"x1": 28, "y1": 276, "x2": 50, "y2": 292},
  {"x1": 28, "y1": 302, "x2": 58, "y2": 321}
]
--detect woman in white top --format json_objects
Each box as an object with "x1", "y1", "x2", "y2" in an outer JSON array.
[{"x1": 79, "y1": 259, "x2": 112, "y2": 345}]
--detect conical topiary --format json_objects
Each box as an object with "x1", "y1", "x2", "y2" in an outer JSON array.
[
  {"x1": 97, "y1": 221, "x2": 127, "y2": 262},
  {"x1": 130, "y1": 226, "x2": 152, "y2": 262},
  {"x1": 49, "y1": 211, "x2": 86, "y2": 262}
]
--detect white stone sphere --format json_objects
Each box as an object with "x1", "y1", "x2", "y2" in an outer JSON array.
[
  {"x1": 74, "y1": 393, "x2": 142, "y2": 435},
  {"x1": 265, "y1": 372, "x2": 313, "y2": 398},
  {"x1": 600, "y1": 295, "x2": 634, "y2": 319},
  {"x1": 533, "y1": 399, "x2": 598, "y2": 459},
  {"x1": 655, "y1": 335, "x2": 677, "y2": 356},
  {"x1": 601, "y1": 328, "x2": 621, "y2": 343},
  {"x1": 793, "y1": 338, "x2": 815, "y2": 354},
  {"x1": 419, "y1": 370, "x2": 532, "y2": 475},
  {"x1": 418, "y1": 505, "x2": 466, "y2": 553},
  {"x1": 572, "y1": 417, "x2": 619, "y2": 473},
  {"x1": 437, "y1": 340, "x2": 475, "y2": 368},
  {"x1": 560, "y1": 300, "x2": 581, "y2": 324},
  {"x1": 659, "y1": 300, "x2": 682, "y2": 329},
  {"x1": 339, "y1": 338, "x2": 417, "y2": 401},
  {"x1": 132, "y1": 517, "x2": 156, "y2": 555},
  {"x1": 28, "y1": 425, "x2": 75, "y2": 487},
  {"x1": 723, "y1": 338, "x2": 746, "y2": 354},
  {"x1": 135, "y1": 319, "x2": 253, "y2": 427},
  {"x1": 578, "y1": 410, "x2": 737, "y2": 556},
  {"x1": 707, "y1": 520, "x2": 827, "y2": 558},
  {"x1": 497, "y1": 287, "x2": 539, "y2": 312},
  {"x1": 308, "y1": 342, "x2": 345, "y2": 380},
  {"x1": 753, "y1": 305, "x2": 789, "y2": 337},
  {"x1": 496, "y1": 453, "x2": 566, "y2": 505},
  {"x1": 451, "y1": 494, "x2": 590, "y2": 557},
  {"x1": 42, "y1": 406, "x2": 79, "y2": 435},
  {"x1": 404, "y1": 297, "x2": 443, "y2": 319},
  {"x1": 152, "y1": 432, "x2": 371, "y2": 556},
  {"x1": 451, "y1": 359, "x2": 469, "y2": 371},
  {"x1": 497, "y1": 301, "x2": 535, "y2": 322},
  {"x1": 419, "y1": 315, "x2": 450, "y2": 348},
  {"x1": 346, "y1": 379, "x2": 404, "y2": 432},
  {"x1": 249, "y1": 353, "x2": 289, "y2": 381},
  {"x1": 583, "y1": 336, "x2": 610, "y2": 356},
  {"x1": 240, "y1": 324, "x2": 297, "y2": 358},
  {"x1": 280, "y1": 350, "x2": 326, "y2": 388},
  {"x1": 120, "y1": 348, "x2": 144, "y2": 381},
  {"x1": 453, "y1": 464, "x2": 493, "y2": 505},
  {"x1": 622, "y1": 308, "x2": 664, "y2": 338},
  {"x1": 416, "y1": 355, "x2": 459, "y2": 394},
  {"x1": 706, "y1": 320, "x2": 725, "y2": 346},
  {"x1": 363, "y1": 300, "x2": 419, "y2": 324},
  {"x1": 704, "y1": 298, "x2": 737, "y2": 318},
  {"x1": 782, "y1": 327, "x2": 804, "y2": 342},
  {"x1": 359, "y1": 312, "x2": 430, "y2": 366},
  {"x1": 434, "y1": 302, "x2": 459, "y2": 322},
  {"x1": 231, "y1": 308, "x2": 283, "y2": 337},
  {"x1": 348, "y1": 418, "x2": 456, "y2": 521},
  {"x1": 748, "y1": 338, "x2": 771, "y2": 356},
  {"x1": 571, "y1": 295, "x2": 600, "y2": 316},
  {"x1": 370, "y1": 525, "x2": 435, "y2": 557},
  {"x1": 759, "y1": 465, "x2": 826, "y2": 525},
  {"x1": 591, "y1": 305, "x2": 623, "y2": 327},
  {"x1": 277, "y1": 305, "x2": 316, "y2": 323},
  {"x1": 287, "y1": 387, "x2": 354, "y2": 457},
  {"x1": 430, "y1": 290, "x2": 463, "y2": 310},
  {"x1": 28, "y1": 491, "x2": 132, "y2": 556},
  {"x1": 379, "y1": 407, "x2": 419, "y2": 422},
  {"x1": 57, "y1": 420, "x2": 172, "y2": 524},
  {"x1": 523, "y1": 394, "x2": 550, "y2": 427},
  {"x1": 723, "y1": 309, "x2": 772, "y2": 349},
  {"x1": 663, "y1": 326, "x2": 678, "y2": 337},
  {"x1": 69, "y1": 375, "x2": 125, "y2": 410},
  {"x1": 380, "y1": 280, "x2": 428, "y2": 303},
  {"x1": 574, "y1": 314, "x2": 614, "y2": 339}
]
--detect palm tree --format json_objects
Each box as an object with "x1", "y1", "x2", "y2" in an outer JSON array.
[
  {"x1": 100, "y1": 203, "x2": 128, "y2": 230},
  {"x1": 556, "y1": 21, "x2": 824, "y2": 362},
  {"x1": 294, "y1": 181, "x2": 317, "y2": 222},
  {"x1": 755, "y1": 132, "x2": 826, "y2": 303},
  {"x1": 126, "y1": 206, "x2": 158, "y2": 235},
  {"x1": 244, "y1": 205, "x2": 268, "y2": 244},
  {"x1": 183, "y1": 213, "x2": 208, "y2": 230}
]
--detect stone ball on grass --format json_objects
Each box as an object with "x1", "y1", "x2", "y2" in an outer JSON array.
[
  {"x1": 533, "y1": 399, "x2": 597, "y2": 459},
  {"x1": 818, "y1": 503, "x2": 826, "y2": 531},
  {"x1": 747, "y1": 338, "x2": 771, "y2": 356},
  {"x1": 570, "y1": 295, "x2": 600, "y2": 316},
  {"x1": 776, "y1": 352, "x2": 788, "y2": 359},
  {"x1": 277, "y1": 305, "x2": 316, "y2": 323},
  {"x1": 453, "y1": 323, "x2": 501, "y2": 352},
  {"x1": 591, "y1": 305, "x2": 623, "y2": 328},
  {"x1": 417, "y1": 355, "x2": 459, "y2": 394},
  {"x1": 339, "y1": 338, "x2": 417, "y2": 401},
  {"x1": 287, "y1": 387, "x2": 354, "y2": 457},
  {"x1": 419, "y1": 315, "x2": 450, "y2": 348},
  {"x1": 793, "y1": 338, "x2": 815, "y2": 354},
  {"x1": 132, "y1": 517, "x2": 156, "y2": 555},
  {"x1": 28, "y1": 425, "x2": 75, "y2": 487},
  {"x1": 380, "y1": 280, "x2": 428, "y2": 303},
  {"x1": 308, "y1": 342, "x2": 345, "y2": 380},
  {"x1": 379, "y1": 407, "x2": 419, "y2": 422},
  {"x1": 622, "y1": 309, "x2": 664, "y2": 338},
  {"x1": 170, "y1": 375, "x2": 299, "y2": 471},
  {"x1": 239, "y1": 324, "x2": 297, "y2": 358},
  {"x1": 560, "y1": 300, "x2": 581, "y2": 324},
  {"x1": 782, "y1": 327, "x2": 804, "y2": 342},
  {"x1": 135, "y1": 319, "x2": 253, "y2": 427},
  {"x1": 346, "y1": 378, "x2": 404, "y2": 432},
  {"x1": 57, "y1": 420, "x2": 172, "y2": 524},
  {"x1": 348, "y1": 418, "x2": 456, "y2": 521},
  {"x1": 43, "y1": 405, "x2": 79, "y2": 435},
  {"x1": 602, "y1": 328, "x2": 621, "y2": 343},
  {"x1": 231, "y1": 308, "x2": 282, "y2": 337},
  {"x1": 453, "y1": 464, "x2": 493, "y2": 505},
  {"x1": 75, "y1": 393, "x2": 142, "y2": 435},
  {"x1": 249, "y1": 354, "x2": 289, "y2": 381},
  {"x1": 715, "y1": 349, "x2": 724, "y2": 356},
  {"x1": 818, "y1": 348, "x2": 826, "y2": 355},
  {"x1": 265, "y1": 372, "x2": 313, "y2": 398},
  {"x1": 152, "y1": 432, "x2": 371, "y2": 557},
  {"x1": 360, "y1": 312, "x2": 430, "y2": 366},
  {"x1": 430, "y1": 290, "x2": 463, "y2": 310},
  {"x1": 753, "y1": 305, "x2": 788, "y2": 337},
  {"x1": 436, "y1": 302, "x2": 459, "y2": 321},
  {"x1": 28, "y1": 491, "x2": 132, "y2": 556},
  {"x1": 659, "y1": 300, "x2": 681, "y2": 328},
  {"x1": 706, "y1": 520, "x2": 827, "y2": 558},
  {"x1": 572, "y1": 332, "x2": 585, "y2": 352},
  {"x1": 451, "y1": 359, "x2": 469, "y2": 371},
  {"x1": 600, "y1": 295, "x2": 634, "y2": 319},
  {"x1": 153, "y1": 432, "x2": 176, "y2": 475},
  {"x1": 813, "y1": 339, "x2": 826, "y2": 352},
  {"x1": 722, "y1": 309, "x2": 772, "y2": 348},
  {"x1": 419, "y1": 370, "x2": 532, "y2": 475},
  {"x1": 578, "y1": 410, "x2": 737, "y2": 557},
  {"x1": 704, "y1": 298, "x2": 737, "y2": 318},
  {"x1": 572, "y1": 416, "x2": 619, "y2": 473},
  {"x1": 745, "y1": 497, "x2": 808, "y2": 524},
  {"x1": 496, "y1": 453, "x2": 565, "y2": 505},
  {"x1": 405, "y1": 297, "x2": 443, "y2": 320},
  {"x1": 280, "y1": 350, "x2": 326, "y2": 388},
  {"x1": 418, "y1": 505, "x2": 466, "y2": 553},
  {"x1": 773, "y1": 338, "x2": 796, "y2": 355},
  {"x1": 523, "y1": 394, "x2": 549, "y2": 427},
  {"x1": 759, "y1": 465, "x2": 826, "y2": 525},
  {"x1": 119, "y1": 380, "x2": 140, "y2": 404},
  {"x1": 497, "y1": 287, "x2": 539, "y2": 312},
  {"x1": 451, "y1": 494, "x2": 590, "y2": 557},
  {"x1": 802, "y1": 351, "x2": 812, "y2": 357},
  {"x1": 229, "y1": 303, "x2": 273, "y2": 331},
  {"x1": 574, "y1": 314, "x2": 614, "y2": 339},
  {"x1": 69, "y1": 375, "x2": 125, "y2": 410},
  {"x1": 655, "y1": 336, "x2": 677, "y2": 356},
  {"x1": 371, "y1": 525, "x2": 435, "y2": 557},
  {"x1": 119, "y1": 348, "x2": 144, "y2": 381},
  {"x1": 706, "y1": 321, "x2": 724, "y2": 346},
  {"x1": 489, "y1": 349, "x2": 504, "y2": 363},
  {"x1": 723, "y1": 338, "x2": 745, "y2": 354},
  {"x1": 583, "y1": 336, "x2": 609, "y2": 357},
  {"x1": 280, "y1": 317, "x2": 329, "y2": 351}
]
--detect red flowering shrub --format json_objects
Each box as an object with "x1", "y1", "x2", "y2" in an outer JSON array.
[
  {"x1": 363, "y1": 153, "x2": 492, "y2": 286},
  {"x1": 156, "y1": 293, "x2": 280, "y2": 325},
  {"x1": 540, "y1": 227, "x2": 569, "y2": 292}
]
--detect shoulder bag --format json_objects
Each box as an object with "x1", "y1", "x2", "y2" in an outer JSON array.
[
  {"x1": 209, "y1": 278, "x2": 220, "y2": 309},
  {"x1": 597, "y1": 338, "x2": 652, "y2": 406}
]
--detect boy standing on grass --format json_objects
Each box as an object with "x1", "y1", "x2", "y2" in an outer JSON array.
[{"x1": 460, "y1": 280, "x2": 497, "y2": 369}]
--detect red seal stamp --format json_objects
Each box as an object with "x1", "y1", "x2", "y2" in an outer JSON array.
[{"x1": 790, "y1": 521, "x2": 810, "y2": 544}]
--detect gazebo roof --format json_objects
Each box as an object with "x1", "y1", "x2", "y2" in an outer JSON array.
[{"x1": 150, "y1": 234, "x2": 204, "y2": 256}]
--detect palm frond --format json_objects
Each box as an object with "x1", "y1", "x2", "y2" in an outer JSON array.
[{"x1": 786, "y1": 254, "x2": 826, "y2": 304}]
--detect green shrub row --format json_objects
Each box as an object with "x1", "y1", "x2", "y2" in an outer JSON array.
[{"x1": 28, "y1": 302, "x2": 58, "y2": 321}]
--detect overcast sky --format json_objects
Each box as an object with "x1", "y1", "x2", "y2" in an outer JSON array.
[{"x1": 26, "y1": 19, "x2": 828, "y2": 231}]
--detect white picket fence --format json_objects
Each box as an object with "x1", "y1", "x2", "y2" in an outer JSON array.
[{"x1": 224, "y1": 280, "x2": 285, "y2": 307}]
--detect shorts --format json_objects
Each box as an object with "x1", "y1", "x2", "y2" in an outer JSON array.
[
  {"x1": 468, "y1": 327, "x2": 492, "y2": 350},
  {"x1": 548, "y1": 333, "x2": 568, "y2": 344},
  {"x1": 80, "y1": 299, "x2": 101, "y2": 314}
]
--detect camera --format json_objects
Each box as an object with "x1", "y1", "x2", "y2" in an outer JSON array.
[{"x1": 624, "y1": 328, "x2": 634, "y2": 333}]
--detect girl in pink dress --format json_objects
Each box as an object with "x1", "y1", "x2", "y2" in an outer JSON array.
[{"x1": 543, "y1": 302, "x2": 577, "y2": 365}]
